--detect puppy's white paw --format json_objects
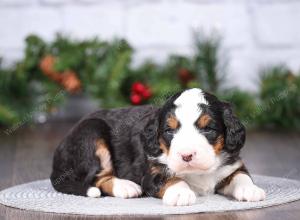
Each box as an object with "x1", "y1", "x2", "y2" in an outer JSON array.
[
  {"x1": 112, "y1": 178, "x2": 142, "y2": 199},
  {"x1": 232, "y1": 184, "x2": 266, "y2": 202},
  {"x1": 163, "y1": 181, "x2": 196, "y2": 206},
  {"x1": 87, "y1": 187, "x2": 101, "y2": 198}
]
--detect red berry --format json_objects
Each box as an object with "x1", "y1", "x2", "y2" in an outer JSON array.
[
  {"x1": 132, "y1": 82, "x2": 146, "y2": 94},
  {"x1": 142, "y1": 88, "x2": 152, "y2": 100},
  {"x1": 130, "y1": 93, "x2": 142, "y2": 105}
]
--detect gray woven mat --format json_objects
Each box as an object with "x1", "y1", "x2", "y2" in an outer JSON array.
[{"x1": 0, "y1": 175, "x2": 300, "y2": 216}]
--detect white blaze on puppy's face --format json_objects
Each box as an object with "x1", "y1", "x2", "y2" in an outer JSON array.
[{"x1": 167, "y1": 88, "x2": 217, "y2": 173}]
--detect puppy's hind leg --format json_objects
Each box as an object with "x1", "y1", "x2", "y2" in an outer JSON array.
[{"x1": 90, "y1": 139, "x2": 142, "y2": 199}]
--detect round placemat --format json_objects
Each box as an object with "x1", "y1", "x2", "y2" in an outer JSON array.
[{"x1": 0, "y1": 175, "x2": 300, "y2": 215}]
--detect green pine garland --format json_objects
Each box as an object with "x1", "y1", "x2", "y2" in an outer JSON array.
[{"x1": 0, "y1": 33, "x2": 299, "y2": 131}]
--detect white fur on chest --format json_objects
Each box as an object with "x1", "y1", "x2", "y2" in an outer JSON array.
[{"x1": 177, "y1": 160, "x2": 242, "y2": 195}]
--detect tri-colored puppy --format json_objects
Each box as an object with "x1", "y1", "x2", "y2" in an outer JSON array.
[{"x1": 50, "y1": 88, "x2": 265, "y2": 206}]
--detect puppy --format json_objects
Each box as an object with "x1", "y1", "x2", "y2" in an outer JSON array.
[{"x1": 50, "y1": 88, "x2": 265, "y2": 206}]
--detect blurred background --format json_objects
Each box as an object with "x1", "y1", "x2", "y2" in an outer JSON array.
[
  {"x1": 1, "y1": 0, "x2": 300, "y2": 131},
  {"x1": 0, "y1": 0, "x2": 300, "y2": 183}
]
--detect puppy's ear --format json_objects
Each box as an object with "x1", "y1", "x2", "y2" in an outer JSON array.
[
  {"x1": 141, "y1": 111, "x2": 161, "y2": 157},
  {"x1": 222, "y1": 102, "x2": 246, "y2": 152}
]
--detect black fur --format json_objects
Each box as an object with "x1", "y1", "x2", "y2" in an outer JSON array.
[
  {"x1": 51, "y1": 118, "x2": 111, "y2": 195},
  {"x1": 141, "y1": 162, "x2": 170, "y2": 197},
  {"x1": 222, "y1": 102, "x2": 246, "y2": 152}
]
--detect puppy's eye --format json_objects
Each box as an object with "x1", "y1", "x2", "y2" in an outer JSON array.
[
  {"x1": 164, "y1": 128, "x2": 174, "y2": 135},
  {"x1": 202, "y1": 125, "x2": 216, "y2": 132},
  {"x1": 201, "y1": 128, "x2": 211, "y2": 133}
]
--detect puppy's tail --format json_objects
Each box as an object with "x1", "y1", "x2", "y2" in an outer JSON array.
[{"x1": 50, "y1": 177, "x2": 87, "y2": 196}]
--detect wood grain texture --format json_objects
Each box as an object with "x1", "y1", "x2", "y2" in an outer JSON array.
[{"x1": 0, "y1": 122, "x2": 300, "y2": 220}]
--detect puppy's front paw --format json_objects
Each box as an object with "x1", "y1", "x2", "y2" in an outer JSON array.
[
  {"x1": 163, "y1": 182, "x2": 196, "y2": 206},
  {"x1": 232, "y1": 184, "x2": 266, "y2": 202},
  {"x1": 112, "y1": 178, "x2": 142, "y2": 199}
]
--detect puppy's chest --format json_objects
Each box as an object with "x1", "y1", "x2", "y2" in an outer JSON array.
[
  {"x1": 177, "y1": 161, "x2": 242, "y2": 195},
  {"x1": 179, "y1": 173, "x2": 220, "y2": 195}
]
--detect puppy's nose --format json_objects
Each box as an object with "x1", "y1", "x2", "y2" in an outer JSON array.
[{"x1": 181, "y1": 154, "x2": 193, "y2": 162}]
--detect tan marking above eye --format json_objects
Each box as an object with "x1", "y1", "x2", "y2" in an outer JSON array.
[
  {"x1": 213, "y1": 135, "x2": 224, "y2": 154},
  {"x1": 166, "y1": 114, "x2": 179, "y2": 130},
  {"x1": 197, "y1": 114, "x2": 212, "y2": 128}
]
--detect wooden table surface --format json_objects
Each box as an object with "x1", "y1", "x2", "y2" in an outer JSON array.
[{"x1": 0, "y1": 122, "x2": 299, "y2": 220}]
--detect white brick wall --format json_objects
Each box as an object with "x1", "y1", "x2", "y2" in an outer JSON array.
[
  {"x1": 62, "y1": 3, "x2": 125, "y2": 40},
  {"x1": 0, "y1": 6, "x2": 63, "y2": 49},
  {"x1": 0, "y1": 0, "x2": 300, "y2": 90}
]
